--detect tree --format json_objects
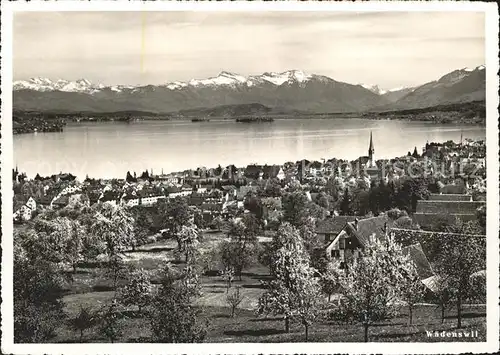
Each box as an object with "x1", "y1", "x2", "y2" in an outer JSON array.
[
  {"x1": 131, "y1": 207, "x2": 152, "y2": 250},
  {"x1": 282, "y1": 191, "x2": 310, "y2": 227},
  {"x1": 91, "y1": 202, "x2": 135, "y2": 256},
  {"x1": 159, "y1": 198, "x2": 192, "y2": 251},
  {"x1": 339, "y1": 188, "x2": 352, "y2": 215},
  {"x1": 178, "y1": 224, "x2": 201, "y2": 263},
  {"x1": 244, "y1": 194, "x2": 264, "y2": 220},
  {"x1": 329, "y1": 237, "x2": 405, "y2": 342},
  {"x1": 219, "y1": 239, "x2": 258, "y2": 281},
  {"x1": 299, "y1": 217, "x2": 321, "y2": 255},
  {"x1": 193, "y1": 212, "x2": 206, "y2": 229},
  {"x1": 396, "y1": 256, "x2": 426, "y2": 325},
  {"x1": 148, "y1": 263, "x2": 207, "y2": 343},
  {"x1": 14, "y1": 244, "x2": 66, "y2": 343},
  {"x1": 263, "y1": 178, "x2": 282, "y2": 197},
  {"x1": 104, "y1": 254, "x2": 129, "y2": 290},
  {"x1": 351, "y1": 187, "x2": 370, "y2": 216},
  {"x1": 97, "y1": 299, "x2": 124, "y2": 343},
  {"x1": 320, "y1": 263, "x2": 340, "y2": 302},
  {"x1": 220, "y1": 266, "x2": 235, "y2": 290},
  {"x1": 431, "y1": 276, "x2": 453, "y2": 323},
  {"x1": 221, "y1": 216, "x2": 260, "y2": 280},
  {"x1": 226, "y1": 286, "x2": 244, "y2": 317},
  {"x1": 396, "y1": 177, "x2": 430, "y2": 212},
  {"x1": 475, "y1": 205, "x2": 486, "y2": 234},
  {"x1": 433, "y1": 220, "x2": 486, "y2": 328},
  {"x1": 29, "y1": 216, "x2": 86, "y2": 273},
  {"x1": 257, "y1": 223, "x2": 321, "y2": 339},
  {"x1": 68, "y1": 305, "x2": 97, "y2": 342},
  {"x1": 118, "y1": 268, "x2": 153, "y2": 313},
  {"x1": 295, "y1": 274, "x2": 322, "y2": 341},
  {"x1": 317, "y1": 192, "x2": 330, "y2": 210},
  {"x1": 211, "y1": 216, "x2": 224, "y2": 232}
]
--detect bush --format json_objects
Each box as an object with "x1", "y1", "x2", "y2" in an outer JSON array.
[{"x1": 387, "y1": 208, "x2": 408, "y2": 220}]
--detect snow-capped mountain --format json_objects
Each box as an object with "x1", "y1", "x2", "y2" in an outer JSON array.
[
  {"x1": 12, "y1": 66, "x2": 485, "y2": 113},
  {"x1": 13, "y1": 77, "x2": 105, "y2": 94},
  {"x1": 13, "y1": 70, "x2": 318, "y2": 94},
  {"x1": 386, "y1": 64, "x2": 486, "y2": 109}
]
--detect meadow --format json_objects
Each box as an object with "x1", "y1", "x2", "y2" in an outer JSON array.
[{"x1": 54, "y1": 230, "x2": 486, "y2": 343}]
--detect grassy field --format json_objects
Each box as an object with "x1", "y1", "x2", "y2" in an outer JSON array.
[{"x1": 55, "y1": 230, "x2": 486, "y2": 343}]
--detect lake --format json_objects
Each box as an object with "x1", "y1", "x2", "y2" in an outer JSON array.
[{"x1": 13, "y1": 118, "x2": 486, "y2": 180}]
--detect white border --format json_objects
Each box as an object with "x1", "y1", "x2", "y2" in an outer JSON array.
[{"x1": 1, "y1": 1, "x2": 499, "y2": 354}]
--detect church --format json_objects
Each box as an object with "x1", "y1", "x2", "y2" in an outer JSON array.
[{"x1": 365, "y1": 131, "x2": 382, "y2": 180}]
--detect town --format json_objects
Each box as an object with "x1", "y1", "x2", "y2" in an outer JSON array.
[{"x1": 13, "y1": 134, "x2": 487, "y2": 343}]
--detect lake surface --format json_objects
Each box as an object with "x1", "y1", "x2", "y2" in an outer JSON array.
[{"x1": 14, "y1": 118, "x2": 486, "y2": 180}]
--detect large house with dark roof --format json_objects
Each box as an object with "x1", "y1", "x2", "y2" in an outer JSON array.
[
  {"x1": 316, "y1": 215, "x2": 357, "y2": 244},
  {"x1": 324, "y1": 215, "x2": 393, "y2": 266},
  {"x1": 413, "y1": 193, "x2": 485, "y2": 229}
]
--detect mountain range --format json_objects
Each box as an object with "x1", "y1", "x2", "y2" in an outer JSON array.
[{"x1": 13, "y1": 66, "x2": 485, "y2": 114}]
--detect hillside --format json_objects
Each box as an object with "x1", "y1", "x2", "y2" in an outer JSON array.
[
  {"x1": 13, "y1": 66, "x2": 486, "y2": 114},
  {"x1": 13, "y1": 70, "x2": 389, "y2": 113},
  {"x1": 364, "y1": 100, "x2": 486, "y2": 125},
  {"x1": 384, "y1": 66, "x2": 485, "y2": 110}
]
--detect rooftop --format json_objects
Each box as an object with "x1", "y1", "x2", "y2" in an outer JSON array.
[{"x1": 316, "y1": 215, "x2": 357, "y2": 237}]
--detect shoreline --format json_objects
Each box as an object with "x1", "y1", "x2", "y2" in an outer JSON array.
[
  {"x1": 13, "y1": 114, "x2": 486, "y2": 135},
  {"x1": 15, "y1": 137, "x2": 485, "y2": 182}
]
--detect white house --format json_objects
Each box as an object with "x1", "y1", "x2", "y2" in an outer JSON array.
[
  {"x1": 25, "y1": 197, "x2": 37, "y2": 212},
  {"x1": 12, "y1": 204, "x2": 34, "y2": 221},
  {"x1": 140, "y1": 195, "x2": 166, "y2": 206}
]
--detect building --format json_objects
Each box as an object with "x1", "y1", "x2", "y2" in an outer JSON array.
[
  {"x1": 166, "y1": 185, "x2": 192, "y2": 198},
  {"x1": 412, "y1": 193, "x2": 485, "y2": 229},
  {"x1": 99, "y1": 190, "x2": 122, "y2": 205},
  {"x1": 13, "y1": 196, "x2": 37, "y2": 222},
  {"x1": 138, "y1": 189, "x2": 166, "y2": 206},
  {"x1": 324, "y1": 215, "x2": 393, "y2": 266},
  {"x1": 122, "y1": 193, "x2": 140, "y2": 207},
  {"x1": 316, "y1": 215, "x2": 357, "y2": 244},
  {"x1": 52, "y1": 195, "x2": 70, "y2": 209},
  {"x1": 262, "y1": 165, "x2": 286, "y2": 181},
  {"x1": 365, "y1": 131, "x2": 381, "y2": 180},
  {"x1": 367, "y1": 131, "x2": 375, "y2": 168}
]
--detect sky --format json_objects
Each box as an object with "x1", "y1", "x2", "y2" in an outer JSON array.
[{"x1": 13, "y1": 11, "x2": 485, "y2": 89}]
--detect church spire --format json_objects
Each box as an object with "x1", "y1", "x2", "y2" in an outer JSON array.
[
  {"x1": 369, "y1": 131, "x2": 374, "y2": 153},
  {"x1": 368, "y1": 131, "x2": 375, "y2": 167}
]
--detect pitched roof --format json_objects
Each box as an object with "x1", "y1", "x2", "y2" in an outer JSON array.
[
  {"x1": 402, "y1": 243, "x2": 434, "y2": 280},
  {"x1": 346, "y1": 215, "x2": 392, "y2": 247},
  {"x1": 316, "y1": 216, "x2": 357, "y2": 236},
  {"x1": 309, "y1": 161, "x2": 323, "y2": 169},
  {"x1": 53, "y1": 195, "x2": 69, "y2": 206},
  {"x1": 261, "y1": 165, "x2": 283, "y2": 179},
  {"x1": 166, "y1": 186, "x2": 182, "y2": 193},
  {"x1": 221, "y1": 185, "x2": 237, "y2": 191},
  {"x1": 35, "y1": 195, "x2": 53, "y2": 205},
  {"x1": 428, "y1": 193, "x2": 472, "y2": 202},
  {"x1": 100, "y1": 190, "x2": 122, "y2": 202},
  {"x1": 237, "y1": 185, "x2": 258, "y2": 200},
  {"x1": 244, "y1": 165, "x2": 263, "y2": 178},
  {"x1": 189, "y1": 195, "x2": 205, "y2": 207}
]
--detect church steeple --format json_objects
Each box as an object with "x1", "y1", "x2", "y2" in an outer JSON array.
[{"x1": 368, "y1": 131, "x2": 375, "y2": 167}]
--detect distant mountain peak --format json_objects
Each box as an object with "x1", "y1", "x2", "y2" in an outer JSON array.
[
  {"x1": 13, "y1": 65, "x2": 485, "y2": 114},
  {"x1": 360, "y1": 84, "x2": 386, "y2": 95}
]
